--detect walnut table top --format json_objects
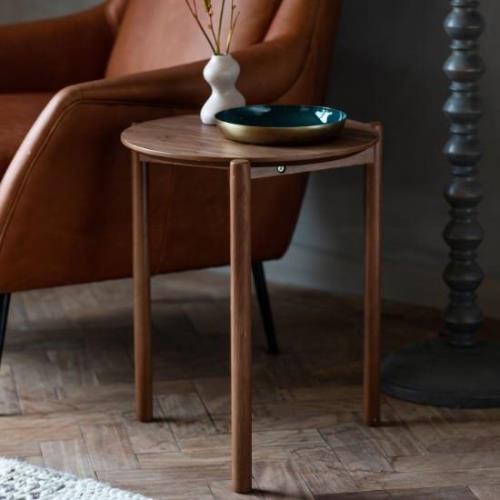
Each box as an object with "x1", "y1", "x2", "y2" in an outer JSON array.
[{"x1": 121, "y1": 114, "x2": 379, "y2": 170}]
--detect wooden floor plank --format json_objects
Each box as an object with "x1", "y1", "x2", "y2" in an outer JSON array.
[
  {"x1": 351, "y1": 468, "x2": 500, "y2": 492},
  {"x1": 210, "y1": 479, "x2": 264, "y2": 499},
  {"x1": 1, "y1": 271, "x2": 500, "y2": 499},
  {"x1": 391, "y1": 451, "x2": 500, "y2": 473},
  {"x1": 179, "y1": 429, "x2": 326, "y2": 452},
  {"x1": 0, "y1": 435, "x2": 41, "y2": 457},
  {"x1": 290, "y1": 447, "x2": 358, "y2": 495},
  {"x1": 320, "y1": 423, "x2": 393, "y2": 473},
  {"x1": 317, "y1": 486, "x2": 477, "y2": 499},
  {"x1": 98, "y1": 469, "x2": 215, "y2": 499},
  {"x1": 81, "y1": 423, "x2": 139, "y2": 471},
  {"x1": 40, "y1": 439, "x2": 94, "y2": 478},
  {"x1": 470, "y1": 484, "x2": 500, "y2": 500},
  {"x1": 159, "y1": 390, "x2": 217, "y2": 441},
  {"x1": 100, "y1": 466, "x2": 225, "y2": 488},
  {"x1": 253, "y1": 460, "x2": 314, "y2": 499},
  {"x1": 0, "y1": 364, "x2": 21, "y2": 415},
  {"x1": 121, "y1": 410, "x2": 179, "y2": 454}
]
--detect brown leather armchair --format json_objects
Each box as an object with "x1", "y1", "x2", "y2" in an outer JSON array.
[{"x1": 0, "y1": 0, "x2": 342, "y2": 356}]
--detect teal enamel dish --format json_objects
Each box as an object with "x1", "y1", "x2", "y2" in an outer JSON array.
[{"x1": 215, "y1": 105, "x2": 347, "y2": 146}]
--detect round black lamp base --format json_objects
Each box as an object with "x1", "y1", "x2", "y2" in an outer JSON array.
[{"x1": 382, "y1": 339, "x2": 500, "y2": 408}]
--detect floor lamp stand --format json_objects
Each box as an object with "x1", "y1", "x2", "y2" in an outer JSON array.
[{"x1": 382, "y1": 0, "x2": 500, "y2": 407}]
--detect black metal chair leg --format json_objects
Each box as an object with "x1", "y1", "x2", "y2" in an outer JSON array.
[
  {"x1": 0, "y1": 294, "x2": 10, "y2": 366},
  {"x1": 252, "y1": 262, "x2": 279, "y2": 355}
]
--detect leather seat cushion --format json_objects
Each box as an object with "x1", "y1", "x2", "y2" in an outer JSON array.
[{"x1": 0, "y1": 93, "x2": 53, "y2": 176}]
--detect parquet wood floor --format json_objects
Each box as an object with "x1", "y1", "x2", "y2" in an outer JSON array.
[{"x1": 1, "y1": 270, "x2": 500, "y2": 499}]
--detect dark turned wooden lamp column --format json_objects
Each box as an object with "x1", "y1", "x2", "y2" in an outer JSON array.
[{"x1": 382, "y1": 0, "x2": 500, "y2": 407}]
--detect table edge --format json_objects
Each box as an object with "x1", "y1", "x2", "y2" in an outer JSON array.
[{"x1": 121, "y1": 133, "x2": 379, "y2": 168}]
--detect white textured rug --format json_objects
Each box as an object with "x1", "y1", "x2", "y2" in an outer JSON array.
[{"x1": 0, "y1": 458, "x2": 151, "y2": 500}]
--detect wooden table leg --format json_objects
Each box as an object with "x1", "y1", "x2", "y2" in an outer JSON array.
[
  {"x1": 363, "y1": 126, "x2": 383, "y2": 426},
  {"x1": 230, "y1": 159, "x2": 253, "y2": 493},
  {"x1": 132, "y1": 152, "x2": 153, "y2": 423}
]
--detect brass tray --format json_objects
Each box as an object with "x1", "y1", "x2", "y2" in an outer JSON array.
[{"x1": 215, "y1": 105, "x2": 347, "y2": 146}]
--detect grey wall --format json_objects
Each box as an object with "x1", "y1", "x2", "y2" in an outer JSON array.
[
  {"x1": 1, "y1": 1, "x2": 499, "y2": 316},
  {"x1": 267, "y1": 0, "x2": 500, "y2": 319}
]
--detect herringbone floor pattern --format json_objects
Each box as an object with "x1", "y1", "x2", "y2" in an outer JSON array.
[{"x1": 0, "y1": 270, "x2": 499, "y2": 499}]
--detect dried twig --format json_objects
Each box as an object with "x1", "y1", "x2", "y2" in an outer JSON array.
[
  {"x1": 208, "y1": 14, "x2": 221, "y2": 52},
  {"x1": 184, "y1": 0, "x2": 217, "y2": 53},
  {"x1": 217, "y1": 0, "x2": 226, "y2": 53},
  {"x1": 225, "y1": 1, "x2": 239, "y2": 54},
  {"x1": 185, "y1": 0, "x2": 239, "y2": 55}
]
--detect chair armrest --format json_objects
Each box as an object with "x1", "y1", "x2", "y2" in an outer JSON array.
[
  {"x1": 0, "y1": 4, "x2": 116, "y2": 92},
  {"x1": 0, "y1": 34, "x2": 310, "y2": 287}
]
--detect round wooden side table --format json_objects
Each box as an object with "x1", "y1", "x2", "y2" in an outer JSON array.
[{"x1": 121, "y1": 115, "x2": 382, "y2": 494}]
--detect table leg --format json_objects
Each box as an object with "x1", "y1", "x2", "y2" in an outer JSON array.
[
  {"x1": 230, "y1": 159, "x2": 253, "y2": 493},
  {"x1": 363, "y1": 129, "x2": 383, "y2": 426},
  {"x1": 132, "y1": 152, "x2": 153, "y2": 423}
]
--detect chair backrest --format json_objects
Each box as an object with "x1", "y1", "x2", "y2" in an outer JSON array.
[
  {"x1": 106, "y1": 0, "x2": 284, "y2": 77},
  {"x1": 105, "y1": 0, "x2": 342, "y2": 104},
  {"x1": 0, "y1": 0, "x2": 343, "y2": 294}
]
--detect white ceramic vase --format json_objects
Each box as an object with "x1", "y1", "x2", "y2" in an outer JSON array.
[{"x1": 201, "y1": 55, "x2": 246, "y2": 126}]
